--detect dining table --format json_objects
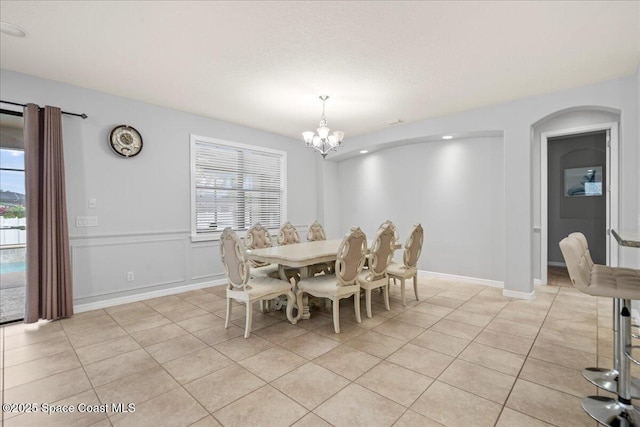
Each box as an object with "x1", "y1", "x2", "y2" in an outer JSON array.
[
  {"x1": 246, "y1": 239, "x2": 343, "y2": 321},
  {"x1": 246, "y1": 237, "x2": 403, "y2": 322}
]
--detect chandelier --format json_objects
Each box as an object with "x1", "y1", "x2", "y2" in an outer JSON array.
[{"x1": 302, "y1": 95, "x2": 344, "y2": 158}]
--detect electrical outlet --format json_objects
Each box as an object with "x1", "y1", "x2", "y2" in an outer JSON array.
[
  {"x1": 76, "y1": 216, "x2": 98, "y2": 227},
  {"x1": 127, "y1": 272, "x2": 134, "y2": 281}
]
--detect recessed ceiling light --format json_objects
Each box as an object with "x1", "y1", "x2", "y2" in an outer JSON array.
[
  {"x1": 0, "y1": 22, "x2": 27, "y2": 38},
  {"x1": 442, "y1": 135, "x2": 453, "y2": 140},
  {"x1": 360, "y1": 150, "x2": 369, "y2": 154}
]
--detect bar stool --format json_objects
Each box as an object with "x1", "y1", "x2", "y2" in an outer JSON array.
[
  {"x1": 568, "y1": 232, "x2": 640, "y2": 398},
  {"x1": 560, "y1": 234, "x2": 640, "y2": 426}
]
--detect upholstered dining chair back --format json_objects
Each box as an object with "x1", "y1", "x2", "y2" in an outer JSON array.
[
  {"x1": 559, "y1": 234, "x2": 592, "y2": 292},
  {"x1": 381, "y1": 220, "x2": 400, "y2": 244},
  {"x1": 335, "y1": 227, "x2": 368, "y2": 286},
  {"x1": 245, "y1": 223, "x2": 273, "y2": 268},
  {"x1": 403, "y1": 224, "x2": 424, "y2": 268},
  {"x1": 278, "y1": 222, "x2": 301, "y2": 245},
  {"x1": 220, "y1": 228, "x2": 250, "y2": 289},
  {"x1": 307, "y1": 220, "x2": 327, "y2": 242},
  {"x1": 368, "y1": 223, "x2": 395, "y2": 277},
  {"x1": 569, "y1": 231, "x2": 594, "y2": 270}
]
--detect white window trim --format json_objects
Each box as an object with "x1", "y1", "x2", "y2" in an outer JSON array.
[{"x1": 190, "y1": 134, "x2": 287, "y2": 242}]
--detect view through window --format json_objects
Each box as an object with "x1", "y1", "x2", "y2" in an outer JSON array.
[
  {"x1": 190, "y1": 134, "x2": 286, "y2": 240},
  {"x1": 0, "y1": 111, "x2": 25, "y2": 324}
]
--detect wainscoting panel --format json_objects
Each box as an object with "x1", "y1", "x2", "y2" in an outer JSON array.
[
  {"x1": 70, "y1": 232, "x2": 189, "y2": 304},
  {"x1": 190, "y1": 241, "x2": 224, "y2": 281}
]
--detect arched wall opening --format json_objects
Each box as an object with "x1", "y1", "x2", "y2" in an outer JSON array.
[{"x1": 531, "y1": 106, "x2": 621, "y2": 284}]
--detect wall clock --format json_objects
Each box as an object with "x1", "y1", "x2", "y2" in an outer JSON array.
[{"x1": 109, "y1": 125, "x2": 143, "y2": 157}]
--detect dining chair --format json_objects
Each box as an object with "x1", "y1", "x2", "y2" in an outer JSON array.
[
  {"x1": 296, "y1": 226, "x2": 367, "y2": 333},
  {"x1": 278, "y1": 221, "x2": 301, "y2": 245},
  {"x1": 219, "y1": 228, "x2": 295, "y2": 338},
  {"x1": 357, "y1": 222, "x2": 395, "y2": 318},
  {"x1": 381, "y1": 219, "x2": 400, "y2": 244},
  {"x1": 245, "y1": 223, "x2": 297, "y2": 280},
  {"x1": 245, "y1": 223, "x2": 278, "y2": 276},
  {"x1": 307, "y1": 220, "x2": 327, "y2": 241},
  {"x1": 275, "y1": 221, "x2": 303, "y2": 284},
  {"x1": 388, "y1": 224, "x2": 424, "y2": 306},
  {"x1": 307, "y1": 220, "x2": 333, "y2": 275}
]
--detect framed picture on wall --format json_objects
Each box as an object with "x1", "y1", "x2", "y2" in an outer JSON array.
[{"x1": 564, "y1": 166, "x2": 603, "y2": 197}]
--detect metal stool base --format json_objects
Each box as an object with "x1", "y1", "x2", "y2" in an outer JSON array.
[
  {"x1": 583, "y1": 368, "x2": 640, "y2": 398},
  {"x1": 583, "y1": 396, "x2": 640, "y2": 427}
]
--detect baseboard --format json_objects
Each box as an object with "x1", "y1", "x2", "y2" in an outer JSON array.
[
  {"x1": 74, "y1": 279, "x2": 227, "y2": 313},
  {"x1": 534, "y1": 279, "x2": 543, "y2": 286},
  {"x1": 420, "y1": 270, "x2": 503, "y2": 288},
  {"x1": 547, "y1": 261, "x2": 566, "y2": 268},
  {"x1": 502, "y1": 289, "x2": 536, "y2": 300}
]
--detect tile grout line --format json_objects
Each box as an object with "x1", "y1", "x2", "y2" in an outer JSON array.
[
  {"x1": 489, "y1": 292, "x2": 556, "y2": 426},
  {"x1": 2, "y1": 279, "x2": 600, "y2": 427},
  {"x1": 417, "y1": 286, "x2": 522, "y2": 417},
  {"x1": 60, "y1": 312, "x2": 115, "y2": 427}
]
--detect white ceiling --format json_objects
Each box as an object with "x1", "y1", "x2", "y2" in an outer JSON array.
[{"x1": 1, "y1": 1, "x2": 638, "y2": 140}]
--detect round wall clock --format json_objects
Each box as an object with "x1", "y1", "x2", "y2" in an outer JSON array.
[{"x1": 109, "y1": 125, "x2": 143, "y2": 157}]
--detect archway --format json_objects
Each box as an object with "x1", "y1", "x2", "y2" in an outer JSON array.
[{"x1": 531, "y1": 106, "x2": 621, "y2": 285}]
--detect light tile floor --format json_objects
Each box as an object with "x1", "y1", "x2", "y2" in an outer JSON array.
[{"x1": 0, "y1": 270, "x2": 623, "y2": 426}]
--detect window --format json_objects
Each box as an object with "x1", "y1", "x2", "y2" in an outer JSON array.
[
  {"x1": 190, "y1": 134, "x2": 286, "y2": 241},
  {"x1": 0, "y1": 109, "x2": 26, "y2": 324}
]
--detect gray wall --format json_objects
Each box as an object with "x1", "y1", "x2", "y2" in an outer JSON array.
[
  {"x1": 338, "y1": 136, "x2": 505, "y2": 282},
  {"x1": 0, "y1": 69, "x2": 320, "y2": 307},
  {"x1": 547, "y1": 132, "x2": 606, "y2": 264},
  {"x1": 327, "y1": 73, "x2": 639, "y2": 297},
  {"x1": 1, "y1": 67, "x2": 638, "y2": 306}
]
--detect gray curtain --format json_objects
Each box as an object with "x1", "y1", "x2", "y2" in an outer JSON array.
[{"x1": 24, "y1": 104, "x2": 73, "y2": 323}]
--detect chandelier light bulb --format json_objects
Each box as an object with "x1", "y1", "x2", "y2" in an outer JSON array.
[
  {"x1": 302, "y1": 131, "x2": 314, "y2": 144},
  {"x1": 317, "y1": 126, "x2": 330, "y2": 139},
  {"x1": 302, "y1": 95, "x2": 344, "y2": 159}
]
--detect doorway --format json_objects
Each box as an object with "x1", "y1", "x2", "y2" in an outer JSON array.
[
  {"x1": 540, "y1": 122, "x2": 619, "y2": 285},
  {"x1": 0, "y1": 109, "x2": 25, "y2": 324},
  {"x1": 548, "y1": 131, "x2": 607, "y2": 265}
]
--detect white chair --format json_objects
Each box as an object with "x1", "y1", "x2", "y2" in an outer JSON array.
[
  {"x1": 276, "y1": 221, "x2": 302, "y2": 284},
  {"x1": 357, "y1": 222, "x2": 395, "y2": 318},
  {"x1": 307, "y1": 220, "x2": 333, "y2": 275},
  {"x1": 296, "y1": 227, "x2": 367, "y2": 333},
  {"x1": 387, "y1": 224, "x2": 424, "y2": 306},
  {"x1": 307, "y1": 220, "x2": 327, "y2": 242},
  {"x1": 220, "y1": 228, "x2": 295, "y2": 338},
  {"x1": 560, "y1": 233, "x2": 640, "y2": 425},
  {"x1": 245, "y1": 223, "x2": 299, "y2": 283},
  {"x1": 278, "y1": 221, "x2": 301, "y2": 245},
  {"x1": 245, "y1": 223, "x2": 278, "y2": 277}
]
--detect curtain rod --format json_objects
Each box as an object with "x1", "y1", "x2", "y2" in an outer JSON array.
[{"x1": 0, "y1": 100, "x2": 88, "y2": 119}]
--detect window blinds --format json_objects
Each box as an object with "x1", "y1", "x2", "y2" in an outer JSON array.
[{"x1": 194, "y1": 140, "x2": 284, "y2": 235}]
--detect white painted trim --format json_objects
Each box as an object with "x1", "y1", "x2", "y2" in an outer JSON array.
[
  {"x1": 69, "y1": 230, "x2": 190, "y2": 240},
  {"x1": 503, "y1": 289, "x2": 536, "y2": 300},
  {"x1": 534, "y1": 279, "x2": 543, "y2": 286},
  {"x1": 607, "y1": 125, "x2": 619, "y2": 267},
  {"x1": 540, "y1": 121, "x2": 619, "y2": 285},
  {"x1": 74, "y1": 279, "x2": 227, "y2": 313},
  {"x1": 420, "y1": 270, "x2": 504, "y2": 288}
]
